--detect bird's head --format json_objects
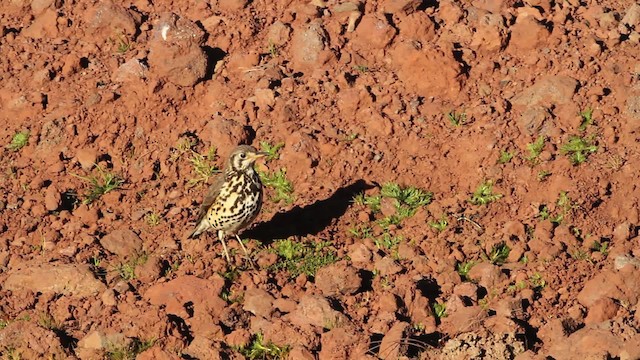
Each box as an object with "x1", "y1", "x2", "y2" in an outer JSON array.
[{"x1": 228, "y1": 145, "x2": 267, "y2": 172}]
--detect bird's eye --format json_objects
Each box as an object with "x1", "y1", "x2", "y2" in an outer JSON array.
[{"x1": 239, "y1": 153, "x2": 246, "y2": 159}]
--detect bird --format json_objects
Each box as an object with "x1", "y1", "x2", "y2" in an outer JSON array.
[{"x1": 189, "y1": 145, "x2": 267, "y2": 263}]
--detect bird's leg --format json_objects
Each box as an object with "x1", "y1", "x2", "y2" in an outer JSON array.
[
  {"x1": 235, "y1": 234, "x2": 255, "y2": 268},
  {"x1": 218, "y1": 230, "x2": 231, "y2": 262}
]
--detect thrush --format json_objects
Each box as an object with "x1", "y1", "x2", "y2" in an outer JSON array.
[{"x1": 189, "y1": 145, "x2": 267, "y2": 262}]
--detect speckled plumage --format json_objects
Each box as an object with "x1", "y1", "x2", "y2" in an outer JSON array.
[{"x1": 189, "y1": 145, "x2": 265, "y2": 262}]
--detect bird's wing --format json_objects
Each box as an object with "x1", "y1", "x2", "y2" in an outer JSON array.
[{"x1": 194, "y1": 172, "x2": 226, "y2": 225}]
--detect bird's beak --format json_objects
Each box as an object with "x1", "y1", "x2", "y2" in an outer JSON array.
[{"x1": 253, "y1": 152, "x2": 268, "y2": 160}]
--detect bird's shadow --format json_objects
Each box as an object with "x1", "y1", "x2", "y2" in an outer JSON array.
[{"x1": 245, "y1": 179, "x2": 373, "y2": 244}]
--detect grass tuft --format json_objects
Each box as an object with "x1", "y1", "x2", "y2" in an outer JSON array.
[
  {"x1": 73, "y1": 166, "x2": 124, "y2": 204},
  {"x1": 487, "y1": 243, "x2": 510, "y2": 265},
  {"x1": 115, "y1": 252, "x2": 148, "y2": 281},
  {"x1": 144, "y1": 212, "x2": 161, "y2": 227},
  {"x1": 457, "y1": 261, "x2": 475, "y2": 280},
  {"x1": 236, "y1": 333, "x2": 289, "y2": 360},
  {"x1": 259, "y1": 168, "x2": 294, "y2": 204},
  {"x1": 429, "y1": 216, "x2": 448, "y2": 232},
  {"x1": 433, "y1": 302, "x2": 447, "y2": 319},
  {"x1": 188, "y1": 146, "x2": 219, "y2": 187},
  {"x1": 525, "y1": 136, "x2": 545, "y2": 163},
  {"x1": 259, "y1": 141, "x2": 285, "y2": 161},
  {"x1": 374, "y1": 233, "x2": 402, "y2": 253},
  {"x1": 8, "y1": 130, "x2": 29, "y2": 152},
  {"x1": 498, "y1": 150, "x2": 514, "y2": 164},
  {"x1": 578, "y1": 108, "x2": 593, "y2": 131},
  {"x1": 590, "y1": 240, "x2": 609, "y2": 256},
  {"x1": 447, "y1": 110, "x2": 466, "y2": 126},
  {"x1": 354, "y1": 64, "x2": 369, "y2": 73},
  {"x1": 352, "y1": 192, "x2": 381, "y2": 212},
  {"x1": 529, "y1": 273, "x2": 546, "y2": 290},
  {"x1": 37, "y1": 313, "x2": 62, "y2": 331},
  {"x1": 267, "y1": 40, "x2": 279, "y2": 58},
  {"x1": 560, "y1": 136, "x2": 597, "y2": 165},
  {"x1": 105, "y1": 338, "x2": 155, "y2": 360},
  {"x1": 469, "y1": 180, "x2": 502, "y2": 205},
  {"x1": 269, "y1": 239, "x2": 337, "y2": 278}
]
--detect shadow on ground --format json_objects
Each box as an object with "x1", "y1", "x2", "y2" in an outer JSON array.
[{"x1": 245, "y1": 179, "x2": 373, "y2": 244}]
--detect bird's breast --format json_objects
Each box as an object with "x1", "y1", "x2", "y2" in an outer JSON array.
[{"x1": 207, "y1": 171, "x2": 263, "y2": 231}]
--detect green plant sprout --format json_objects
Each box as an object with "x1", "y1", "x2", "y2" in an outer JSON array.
[
  {"x1": 561, "y1": 136, "x2": 597, "y2": 165},
  {"x1": 470, "y1": 180, "x2": 502, "y2": 205},
  {"x1": 447, "y1": 110, "x2": 467, "y2": 126},
  {"x1": 525, "y1": 136, "x2": 545, "y2": 163},
  {"x1": 8, "y1": 130, "x2": 29, "y2": 151}
]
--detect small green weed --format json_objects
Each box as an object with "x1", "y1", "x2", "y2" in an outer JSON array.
[
  {"x1": 220, "y1": 266, "x2": 241, "y2": 282},
  {"x1": 469, "y1": 180, "x2": 502, "y2": 205},
  {"x1": 507, "y1": 281, "x2": 527, "y2": 294},
  {"x1": 105, "y1": 338, "x2": 155, "y2": 360},
  {"x1": 352, "y1": 192, "x2": 382, "y2": 212},
  {"x1": 429, "y1": 216, "x2": 448, "y2": 232},
  {"x1": 170, "y1": 137, "x2": 197, "y2": 162},
  {"x1": 590, "y1": 240, "x2": 609, "y2": 255},
  {"x1": 377, "y1": 214, "x2": 403, "y2": 230},
  {"x1": 0, "y1": 320, "x2": 8, "y2": 330},
  {"x1": 73, "y1": 166, "x2": 124, "y2": 204},
  {"x1": 8, "y1": 130, "x2": 29, "y2": 151},
  {"x1": 220, "y1": 288, "x2": 244, "y2": 304},
  {"x1": 433, "y1": 302, "x2": 447, "y2": 319},
  {"x1": 269, "y1": 239, "x2": 337, "y2": 278},
  {"x1": 113, "y1": 33, "x2": 132, "y2": 54},
  {"x1": 539, "y1": 192, "x2": 574, "y2": 224},
  {"x1": 267, "y1": 40, "x2": 279, "y2": 58},
  {"x1": 236, "y1": 333, "x2": 289, "y2": 360},
  {"x1": 259, "y1": 141, "x2": 285, "y2": 161},
  {"x1": 115, "y1": 252, "x2": 148, "y2": 281},
  {"x1": 413, "y1": 323, "x2": 426, "y2": 332},
  {"x1": 380, "y1": 182, "x2": 433, "y2": 208},
  {"x1": 90, "y1": 255, "x2": 103, "y2": 268},
  {"x1": 188, "y1": 146, "x2": 219, "y2": 186},
  {"x1": 144, "y1": 212, "x2": 161, "y2": 227},
  {"x1": 37, "y1": 313, "x2": 62, "y2": 331},
  {"x1": 368, "y1": 183, "x2": 432, "y2": 229},
  {"x1": 561, "y1": 136, "x2": 597, "y2": 165},
  {"x1": 551, "y1": 191, "x2": 574, "y2": 224},
  {"x1": 447, "y1": 110, "x2": 466, "y2": 126},
  {"x1": 578, "y1": 108, "x2": 593, "y2": 131},
  {"x1": 353, "y1": 64, "x2": 369, "y2": 73},
  {"x1": 373, "y1": 233, "x2": 402, "y2": 252},
  {"x1": 606, "y1": 154, "x2": 625, "y2": 171},
  {"x1": 340, "y1": 133, "x2": 359, "y2": 142},
  {"x1": 498, "y1": 150, "x2": 514, "y2": 164},
  {"x1": 538, "y1": 205, "x2": 550, "y2": 220},
  {"x1": 163, "y1": 260, "x2": 180, "y2": 277},
  {"x1": 259, "y1": 168, "x2": 294, "y2": 204},
  {"x1": 529, "y1": 272, "x2": 546, "y2": 290},
  {"x1": 457, "y1": 261, "x2": 475, "y2": 280},
  {"x1": 537, "y1": 170, "x2": 551, "y2": 181},
  {"x1": 487, "y1": 243, "x2": 510, "y2": 265},
  {"x1": 348, "y1": 225, "x2": 373, "y2": 239},
  {"x1": 571, "y1": 248, "x2": 592, "y2": 262},
  {"x1": 525, "y1": 136, "x2": 545, "y2": 163}
]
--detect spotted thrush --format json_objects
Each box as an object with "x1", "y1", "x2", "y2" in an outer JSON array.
[{"x1": 189, "y1": 145, "x2": 266, "y2": 262}]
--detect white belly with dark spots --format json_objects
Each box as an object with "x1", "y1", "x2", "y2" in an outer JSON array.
[{"x1": 207, "y1": 173, "x2": 262, "y2": 233}]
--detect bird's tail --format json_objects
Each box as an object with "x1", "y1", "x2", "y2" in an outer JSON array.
[{"x1": 189, "y1": 220, "x2": 208, "y2": 239}]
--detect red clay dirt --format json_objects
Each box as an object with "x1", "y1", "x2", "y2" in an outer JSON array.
[{"x1": 1, "y1": 0, "x2": 640, "y2": 359}]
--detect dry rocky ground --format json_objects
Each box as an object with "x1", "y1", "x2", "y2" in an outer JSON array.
[{"x1": 2, "y1": 0, "x2": 640, "y2": 359}]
